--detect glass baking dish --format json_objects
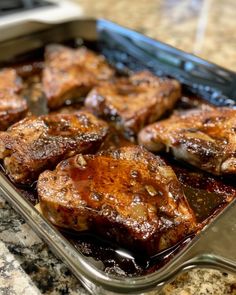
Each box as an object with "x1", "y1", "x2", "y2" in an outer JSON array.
[{"x1": 0, "y1": 19, "x2": 236, "y2": 295}]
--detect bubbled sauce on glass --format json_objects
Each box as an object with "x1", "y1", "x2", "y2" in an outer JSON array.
[{"x1": 172, "y1": 162, "x2": 236, "y2": 223}]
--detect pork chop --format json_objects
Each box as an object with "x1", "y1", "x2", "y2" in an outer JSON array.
[
  {"x1": 138, "y1": 106, "x2": 236, "y2": 175},
  {"x1": 38, "y1": 146, "x2": 196, "y2": 256},
  {"x1": 0, "y1": 111, "x2": 108, "y2": 184},
  {"x1": 85, "y1": 71, "x2": 181, "y2": 135},
  {"x1": 0, "y1": 68, "x2": 28, "y2": 130},
  {"x1": 43, "y1": 45, "x2": 114, "y2": 109}
]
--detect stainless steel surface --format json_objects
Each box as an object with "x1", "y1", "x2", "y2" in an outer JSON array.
[
  {"x1": 0, "y1": 0, "x2": 82, "y2": 42},
  {"x1": 0, "y1": 19, "x2": 235, "y2": 295}
]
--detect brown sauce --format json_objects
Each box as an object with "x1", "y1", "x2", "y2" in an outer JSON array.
[{"x1": 171, "y1": 161, "x2": 236, "y2": 223}]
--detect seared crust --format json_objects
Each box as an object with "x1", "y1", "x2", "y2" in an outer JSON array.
[
  {"x1": 85, "y1": 71, "x2": 181, "y2": 134},
  {"x1": 0, "y1": 69, "x2": 28, "y2": 130},
  {"x1": 43, "y1": 45, "x2": 114, "y2": 109},
  {"x1": 0, "y1": 111, "x2": 108, "y2": 184},
  {"x1": 138, "y1": 106, "x2": 236, "y2": 175},
  {"x1": 38, "y1": 146, "x2": 196, "y2": 256}
]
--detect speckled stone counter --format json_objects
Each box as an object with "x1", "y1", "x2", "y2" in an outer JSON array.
[
  {"x1": 1, "y1": 0, "x2": 236, "y2": 294},
  {"x1": 74, "y1": 0, "x2": 236, "y2": 72}
]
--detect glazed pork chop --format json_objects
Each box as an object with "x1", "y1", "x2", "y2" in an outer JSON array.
[
  {"x1": 38, "y1": 146, "x2": 196, "y2": 256},
  {"x1": 138, "y1": 106, "x2": 236, "y2": 175},
  {"x1": 0, "y1": 69, "x2": 28, "y2": 130},
  {"x1": 0, "y1": 111, "x2": 108, "y2": 184},
  {"x1": 85, "y1": 71, "x2": 181, "y2": 135},
  {"x1": 43, "y1": 45, "x2": 114, "y2": 109}
]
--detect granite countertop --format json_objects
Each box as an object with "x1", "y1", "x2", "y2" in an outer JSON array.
[
  {"x1": 1, "y1": 0, "x2": 236, "y2": 294},
  {"x1": 75, "y1": 0, "x2": 236, "y2": 72}
]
